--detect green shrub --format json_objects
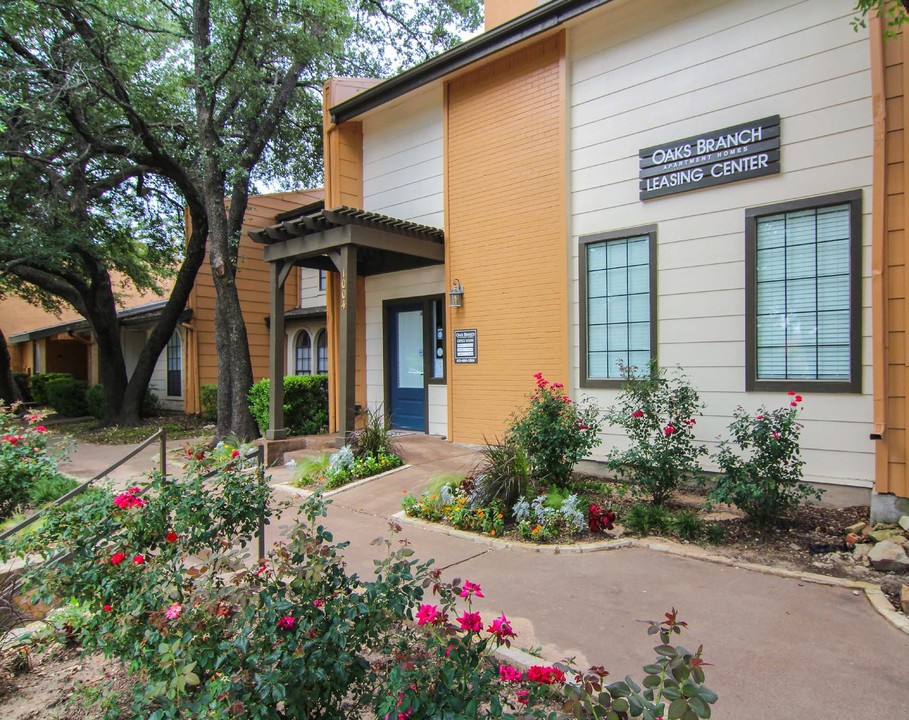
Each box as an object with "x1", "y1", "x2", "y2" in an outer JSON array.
[
  {"x1": 604, "y1": 363, "x2": 706, "y2": 505},
  {"x1": 705, "y1": 523, "x2": 725, "y2": 544},
  {"x1": 508, "y1": 373, "x2": 602, "y2": 486},
  {"x1": 470, "y1": 438, "x2": 532, "y2": 511},
  {"x1": 709, "y1": 394, "x2": 822, "y2": 527},
  {"x1": 293, "y1": 452, "x2": 332, "y2": 487},
  {"x1": 248, "y1": 374, "x2": 328, "y2": 436},
  {"x1": 673, "y1": 510, "x2": 704, "y2": 541},
  {"x1": 200, "y1": 383, "x2": 217, "y2": 421},
  {"x1": 349, "y1": 405, "x2": 400, "y2": 458},
  {"x1": 85, "y1": 384, "x2": 104, "y2": 420},
  {"x1": 30, "y1": 372, "x2": 72, "y2": 405},
  {"x1": 27, "y1": 473, "x2": 79, "y2": 507},
  {"x1": 623, "y1": 503, "x2": 674, "y2": 536},
  {"x1": 45, "y1": 377, "x2": 88, "y2": 417},
  {"x1": 12, "y1": 373, "x2": 32, "y2": 403}
]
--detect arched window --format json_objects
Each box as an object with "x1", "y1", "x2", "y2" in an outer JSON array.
[
  {"x1": 295, "y1": 332, "x2": 312, "y2": 375},
  {"x1": 166, "y1": 332, "x2": 182, "y2": 397},
  {"x1": 316, "y1": 329, "x2": 328, "y2": 374}
]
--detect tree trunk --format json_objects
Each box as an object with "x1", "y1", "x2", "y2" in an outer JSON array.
[{"x1": 0, "y1": 328, "x2": 22, "y2": 406}]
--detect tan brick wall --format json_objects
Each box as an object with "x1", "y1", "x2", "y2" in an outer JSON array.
[{"x1": 445, "y1": 33, "x2": 567, "y2": 444}]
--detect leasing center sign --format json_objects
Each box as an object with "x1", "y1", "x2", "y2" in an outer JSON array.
[{"x1": 639, "y1": 115, "x2": 780, "y2": 200}]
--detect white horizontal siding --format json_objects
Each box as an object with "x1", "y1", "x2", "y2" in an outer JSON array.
[
  {"x1": 568, "y1": 0, "x2": 874, "y2": 488},
  {"x1": 362, "y1": 87, "x2": 444, "y2": 228}
]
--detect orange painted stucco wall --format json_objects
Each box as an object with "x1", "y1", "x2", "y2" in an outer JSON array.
[
  {"x1": 874, "y1": 22, "x2": 909, "y2": 499},
  {"x1": 445, "y1": 33, "x2": 567, "y2": 444},
  {"x1": 187, "y1": 189, "x2": 323, "y2": 413},
  {"x1": 484, "y1": 0, "x2": 538, "y2": 30}
]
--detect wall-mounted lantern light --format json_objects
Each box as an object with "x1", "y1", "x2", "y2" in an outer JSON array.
[{"x1": 449, "y1": 279, "x2": 464, "y2": 308}]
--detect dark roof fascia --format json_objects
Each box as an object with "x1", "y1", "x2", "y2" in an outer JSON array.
[
  {"x1": 330, "y1": 0, "x2": 613, "y2": 124},
  {"x1": 276, "y1": 200, "x2": 325, "y2": 223},
  {"x1": 9, "y1": 319, "x2": 87, "y2": 343}
]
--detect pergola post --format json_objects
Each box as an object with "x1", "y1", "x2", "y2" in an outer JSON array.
[
  {"x1": 336, "y1": 245, "x2": 358, "y2": 443},
  {"x1": 266, "y1": 260, "x2": 292, "y2": 441}
]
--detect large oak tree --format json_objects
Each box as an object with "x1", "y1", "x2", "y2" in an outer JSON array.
[{"x1": 0, "y1": 0, "x2": 479, "y2": 437}]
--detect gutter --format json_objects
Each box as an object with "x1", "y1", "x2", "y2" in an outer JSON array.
[{"x1": 330, "y1": 0, "x2": 614, "y2": 124}]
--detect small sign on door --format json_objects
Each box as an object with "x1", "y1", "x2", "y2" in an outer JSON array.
[{"x1": 454, "y1": 329, "x2": 477, "y2": 364}]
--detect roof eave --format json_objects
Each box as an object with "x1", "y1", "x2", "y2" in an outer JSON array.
[{"x1": 330, "y1": 0, "x2": 613, "y2": 124}]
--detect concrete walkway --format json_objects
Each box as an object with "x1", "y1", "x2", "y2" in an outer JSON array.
[{"x1": 61, "y1": 433, "x2": 909, "y2": 720}]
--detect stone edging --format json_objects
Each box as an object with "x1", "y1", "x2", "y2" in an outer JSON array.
[
  {"x1": 393, "y1": 512, "x2": 909, "y2": 638},
  {"x1": 272, "y1": 464, "x2": 412, "y2": 499}
]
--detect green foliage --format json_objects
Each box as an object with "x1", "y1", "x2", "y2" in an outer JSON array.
[
  {"x1": 323, "y1": 450, "x2": 403, "y2": 489},
  {"x1": 561, "y1": 609, "x2": 718, "y2": 720},
  {"x1": 704, "y1": 523, "x2": 725, "y2": 544},
  {"x1": 0, "y1": 405, "x2": 71, "y2": 520},
  {"x1": 199, "y1": 384, "x2": 217, "y2": 422},
  {"x1": 709, "y1": 395, "x2": 822, "y2": 527},
  {"x1": 508, "y1": 373, "x2": 602, "y2": 486},
  {"x1": 403, "y1": 481, "x2": 506, "y2": 537},
  {"x1": 604, "y1": 364, "x2": 707, "y2": 505},
  {"x1": 85, "y1": 384, "x2": 104, "y2": 420},
  {"x1": 248, "y1": 375, "x2": 329, "y2": 437},
  {"x1": 349, "y1": 405, "x2": 400, "y2": 459},
  {"x1": 29, "y1": 373, "x2": 72, "y2": 405},
  {"x1": 623, "y1": 503, "x2": 675, "y2": 537},
  {"x1": 45, "y1": 377, "x2": 89, "y2": 417},
  {"x1": 852, "y1": 0, "x2": 908, "y2": 34},
  {"x1": 511, "y1": 493, "x2": 588, "y2": 542},
  {"x1": 470, "y1": 438, "x2": 533, "y2": 511},
  {"x1": 293, "y1": 452, "x2": 332, "y2": 487},
  {"x1": 27, "y1": 473, "x2": 79, "y2": 508},
  {"x1": 673, "y1": 510, "x2": 704, "y2": 541}
]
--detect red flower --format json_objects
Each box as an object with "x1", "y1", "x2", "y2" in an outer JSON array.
[
  {"x1": 103, "y1": 604, "x2": 112, "y2": 612},
  {"x1": 231, "y1": 449, "x2": 240, "y2": 458},
  {"x1": 772, "y1": 431, "x2": 780, "y2": 440},
  {"x1": 664, "y1": 424, "x2": 676, "y2": 436},
  {"x1": 460, "y1": 580, "x2": 484, "y2": 599},
  {"x1": 132, "y1": 554, "x2": 145, "y2": 565},
  {"x1": 756, "y1": 415, "x2": 764, "y2": 421},
  {"x1": 166, "y1": 532, "x2": 178, "y2": 543},
  {"x1": 527, "y1": 665, "x2": 566, "y2": 685},
  {"x1": 277, "y1": 615, "x2": 295, "y2": 630},
  {"x1": 416, "y1": 604, "x2": 441, "y2": 626},
  {"x1": 499, "y1": 665, "x2": 523, "y2": 683},
  {"x1": 788, "y1": 390, "x2": 796, "y2": 396},
  {"x1": 631, "y1": 410, "x2": 644, "y2": 418},
  {"x1": 516, "y1": 690, "x2": 530, "y2": 705},
  {"x1": 588, "y1": 504, "x2": 616, "y2": 532},
  {"x1": 35, "y1": 426, "x2": 47, "y2": 433},
  {"x1": 456, "y1": 611, "x2": 483, "y2": 633},
  {"x1": 110, "y1": 552, "x2": 126, "y2": 565},
  {"x1": 313, "y1": 599, "x2": 324, "y2": 608},
  {"x1": 487, "y1": 614, "x2": 517, "y2": 640}
]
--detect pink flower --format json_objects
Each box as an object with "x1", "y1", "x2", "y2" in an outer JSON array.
[
  {"x1": 795, "y1": 394, "x2": 802, "y2": 402},
  {"x1": 772, "y1": 431, "x2": 780, "y2": 440},
  {"x1": 551, "y1": 382, "x2": 564, "y2": 390},
  {"x1": 527, "y1": 665, "x2": 566, "y2": 685},
  {"x1": 277, "y1": 615, "x2": 295, "y2": 630},
  {"x1": 113, "y1": 487, "x2": 147, "y2": 509},
  {"x1": 35, "y1": 426, "x2": 47, "y2": 433},
  {"x1": 416, "y1": 604, "x2": 440, "y2": 626},
  {"x1": 456, "y1": 611, "x2": 483, "y2": 633},
  {"x1": 683, "y1": 418, "x2": 696, "y2": 426},
  {"x1": 313, "y1": 599, "x2": 324, "y2": 608},
  {"x1": 790, "y1": 401, "x2": 798, "y2": 407},
  {"x1": 631, "y1": 410, "x2": 644, "y2": 418},
  {"x1": 110, "y1": 552, "x2": 126, "y2": 565},
  {"x1": 755, "y1": 415, "x2": 764, "y2": 421},
  {"x1": 460, "y1": 580, "x2": 484, "y2": 599},
  {"x1": 166, "y1": 532, "x2": 178, "y2": 543},
  {"x1": 165, "y1": 603, "x2": 182, "y2": 620},
  {"x1": 498, "y1": 665, "x2": 523, "y2": 683},
  {"x1": 487, "y1": 614, "x2": 517, "y2": 640},
  {"x1": 664, "y1": 424, "x2": 676, "y2": 436},
  {"x1": 132, "y1": 554, "x2": 145, "y2": 565},
  {"x1": 516, "y1": 690, "x2": 530, "y2": 705},
  {"x1": 231, "y1": 449, "x2": 240, "y2": 458},
  {"x1": 787, "y1": 390, "x2": 796, "y2": 396},
  {"x1": 103, "y1": 604, "x2": 112, "y2": 612}
]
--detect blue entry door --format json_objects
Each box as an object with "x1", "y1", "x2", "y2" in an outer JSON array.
[{"x1": 388, "y1": 304, "x2": 425, "y2": 431}]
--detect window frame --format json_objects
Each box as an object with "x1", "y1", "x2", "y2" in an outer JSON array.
[
  {"x1": 294, "y1": 330, "x2": 312, "y2": 376},
  {"x1": 166, "y1": 331, "x2": 182, "y2": 398},
  {"x1": 315, "y1": 329, "x2": 328, "y2": 375},
  {"x1": 579, "y1": 225, "x2": 658, "y2": 389},
  {"x1": 745, "y1": 190, "x2": 863, "y2": 393}
]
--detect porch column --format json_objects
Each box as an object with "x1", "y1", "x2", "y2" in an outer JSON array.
[
  {"x1": 337, "y1": 245, "x2": 358, "y2": 442},
  {"x1": 266, "y1": 260, "x2": 292, "y2": 440}
]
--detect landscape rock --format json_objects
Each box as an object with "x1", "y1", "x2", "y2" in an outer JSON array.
[
  {"x1": 900, "y1": 515, "x2": 909, "y2": 532},
  {"x1": 868, "y1": 541, "x2": 909, "y2": 573},
  {"x1": 845, "y1": 521, "x2": 867, "y2": 535},
  {"x1": 881, "y1": 576, "x2": 905, "y2": 596},
  {"x1": 853, "y1": 543, "x2": 873, "y2": 563},
  {"x1": 902, "y1": 585, "x2": 909, "y2": 614},
  {"x1": 874, "y1": 523, "x2": 900, "y2": 531},
  {"x1": 869, "y1": 529, "x2": 904, "y2": 543}
]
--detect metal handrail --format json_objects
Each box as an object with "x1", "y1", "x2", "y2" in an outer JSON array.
[{"x1": 0, "y1": 428, "x2": 168, "y2": 541}]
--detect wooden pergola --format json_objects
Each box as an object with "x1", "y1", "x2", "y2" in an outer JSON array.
[{"x1": 249, "y1": 203, "x2": 445, "y2": 442}]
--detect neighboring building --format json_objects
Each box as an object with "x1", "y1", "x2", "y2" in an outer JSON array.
[
  {"x1": 4, "y1": 189, "x2": 327, "y2": 413},
  {"x1": 252, "y1": 0, "x2": 909, "y2": 517}
]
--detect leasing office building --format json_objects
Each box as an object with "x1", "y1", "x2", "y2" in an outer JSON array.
[{"x1": 254, "y1": 0, "x2": 909, "y2": 518}]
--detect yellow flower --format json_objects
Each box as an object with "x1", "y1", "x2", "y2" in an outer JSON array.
[
  {"x1": 477, "y1": 510, "x2": 484, "y2": 517},
  {"x1": 531, "y1": 524, "x2": 542, "y2": 536},
  {"x1": 497, "y1": 513, "x2": 503, "y2": 519}
]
